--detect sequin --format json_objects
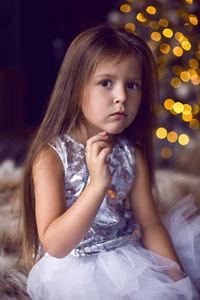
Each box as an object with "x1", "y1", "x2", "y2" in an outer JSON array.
[{"x1": 49, "y1": 134, "x2": 141, "y2": 257}]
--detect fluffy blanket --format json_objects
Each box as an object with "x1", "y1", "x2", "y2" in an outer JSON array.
[{"x1": 0, "y1": 160, "x2": 199, "y2": 299}]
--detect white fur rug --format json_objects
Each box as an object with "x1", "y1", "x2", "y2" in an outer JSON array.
[{"x1": 0, "y1": 160, "x2": 199, "y2": 299}]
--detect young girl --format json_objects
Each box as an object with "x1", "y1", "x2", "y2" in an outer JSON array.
[{"x1": 21, "y1": 23, "x2": 200, "y2": 299}]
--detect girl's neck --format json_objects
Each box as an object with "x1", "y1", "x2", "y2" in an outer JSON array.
[{"x1": 69, "y1": 124, "x2": 88, "y2": 146}]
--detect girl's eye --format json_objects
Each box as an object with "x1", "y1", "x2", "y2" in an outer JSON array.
[
  {"x1": 127, "y1": 82, "x2": 138, "y2": 90},
  {"x1": 100, "y1": 80, "x2": 112, "y2": 87}
]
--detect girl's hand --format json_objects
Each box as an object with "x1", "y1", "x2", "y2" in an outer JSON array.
[{"x1": 86, "y1": 131, "x2": 113, "y2": 190}]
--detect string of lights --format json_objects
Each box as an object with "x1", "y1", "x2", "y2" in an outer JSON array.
[{"x1": 118, "y1": 0, "x2": 200, "y2": 165}]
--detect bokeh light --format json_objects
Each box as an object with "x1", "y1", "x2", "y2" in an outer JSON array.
[
  {"x1": 125, "y1": 22, "x2": 135, "y2": 33},
  {"x1": 189, "y1": 14, "x2": 198, "y2": 25},
  {"x1": 163, "y1": 28, "x2": 173, "y2": 38},
  {"x1": 173, "y1": 47, "x2": 183, "y2": 57},
  {"x1": 120, "y1": 4, "x2": 131, "y2": 13},
  {"x1": 161, "y1": 147, "x2": 172, "y2": 159},
  {"x1": 175, "y1": 32, "x2": 184, "y2": 41},
  {"x1": 159, "y1": 18, "x2": 168, "y2": 28},
  {"x1": 136, "y1": 13, "x2": 147, "y2": 22},
  {"x1": 173, "y1": 102, "x2": 184, "y2": 113},
  {"x1": 171, "y1": 77, "x2": 182, "y2": 88},
  {"x1": 182, "y1": 111, "x2": 193, "y2": 122},
  {"x1": 178, "y1": 134, "x2": 189, "y2": 145},
  {"x1": 120, "y1": 0, "x2": 200, "y2": 166},
  {"x1": 189, "y1": 58, "x2": 199, "y2": 69},
  {"x1": 181, "y1": 41, "x2": 191, "y2": 51},
  {"x1": 151, "y1": 32, "x2": 161, "y2": 42},
  {"x1": 167, "y1": 131, "x2": 178, "y2": 143},
  {"x1": 191, "y1": 75, "x2": 200, "y2": 85},
  {"x1": 160, "y1": 43, "x2": 171, "y2": 54},
  {"x1": 146, "y1": 6, "x2": 156, "y2": 15},
  {"x1": 180, "y1": 71, "x2": 190, "y2": 82},
  {"x1": 164, "y1": 98, "x2": 175, "y2": 110},
  {"x1": 192, "y1": 104, "x2": 199, "y2": 115},
  {"x1": 189, "y1": 118, "x2": 200, "y2": 129},
  {"x1": 156, "y1": 127, "x2": 167, "y2": 139}
]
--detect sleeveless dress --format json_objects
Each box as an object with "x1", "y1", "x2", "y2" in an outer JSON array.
[{"x1": 27, "y1": 134, "x2": 200, "y2": 299}]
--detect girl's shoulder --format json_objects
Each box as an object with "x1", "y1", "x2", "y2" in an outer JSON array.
[
  {"x1": 49, "y1": 133, "x2": 84, "y2": 152},
  {"x1": 48, "y1": 133, "x2": 86, "y2": 172},
  {"x1": 32, "y1": 145, "x2": 64, "y2": 183}
]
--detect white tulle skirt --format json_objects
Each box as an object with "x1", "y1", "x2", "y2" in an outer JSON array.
[{"x1": 27, "y1": 195, "x2": 200, "y2": 299}]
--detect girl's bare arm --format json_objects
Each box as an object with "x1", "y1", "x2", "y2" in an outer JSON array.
[
  {"x1": 33, "y1": 132, "x2": 112, "y2": 258},
  {"x1": 130, "y1": 148, "x2": 183, "y2": 269}
]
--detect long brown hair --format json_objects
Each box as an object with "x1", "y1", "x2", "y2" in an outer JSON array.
[{"x1": 21, "y1": 23, "x2": 159, "y2": 270}]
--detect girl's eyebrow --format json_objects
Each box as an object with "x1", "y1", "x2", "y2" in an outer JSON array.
[{"x1": 95, "y1": 73, "x2": 142, "y2": 81}]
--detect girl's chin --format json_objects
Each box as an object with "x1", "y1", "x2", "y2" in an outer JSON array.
[
  {"x1": 87, "y1": 125, "x2": 127, "y2": 137},
  {"x1": 105, "y1": 127, "x2": 126, "y2": 135}
]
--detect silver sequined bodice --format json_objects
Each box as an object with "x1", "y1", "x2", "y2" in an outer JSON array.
[{"x1": 49, "y1": 134, "x2": 141, "y2": 257}]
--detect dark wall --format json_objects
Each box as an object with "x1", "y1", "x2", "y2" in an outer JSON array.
[{"x1": 0, "y1": 0, "x2": 118, "y2": 135}]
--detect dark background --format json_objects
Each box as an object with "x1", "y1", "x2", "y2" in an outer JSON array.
[{"x1": 0, "y1": 0, "x2": 118, "y2": 163}]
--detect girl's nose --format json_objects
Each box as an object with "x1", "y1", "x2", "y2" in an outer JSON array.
[{"x1": 113, "y1": 85, "x2": 127, "y2": 104}]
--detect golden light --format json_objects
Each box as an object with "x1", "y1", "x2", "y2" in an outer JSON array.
[
  {"x1": 161, "y1": 147, "x2": 172, "y2": 159},
  {"x1": 190, "y1": 119, "x2": 200, "y2": 130},
  {"x1": 178, "y1": 134, "x2": 189, "y2": 146},
  {"x1": 171, "y1": 77, "x2": 181, "y2": 88},
  {"x1": 159, "y1": 43, "x2": 171, "y2": 54},
  {"x1": 149, "y1": 21, "x2": 159, "y2": 29},
  {"x1": 172, "y1": 65, "x2": 183, "y2": 76},
  {"x1": 136, "y1": 13, "x2": 147, "y2": 22},
  {"x1": 125, "y1": 23, "x2": 135, "y2": 33},
  {"x1": 175, "y1": 32, "x2": 183, "y2": 41},
  {"x1": 156, "y1": 127, "x2": 167, "y2": 139},
  {"x1": 188, "y1": 69, "x2": 197, "y2": 77},
  {"x1": 185, "y1": 0, "x2": 193, "y2": 4},
  {"x1": 173, "y1": 102, "x2": 184, "y2": 113},
  {"x1": 189, "y1": 58, "x2": 199, "y2": 69},
  {"x1": 192, "y1": 104, "x2": 199, "y2": 115},
  {"x1": 127, "y1": 0, "x2": 134, "y2": 2},
  {"x1": 120, "y1": 4, "x2": 131, "y2": 13},
  {"x1": 159, "y1": 19, "x2": 168, "y2": 28},
  {"x1": 181, "y1": 41, "x2": 191, "y2": 51},
  {"x1": 167, "y1": 131, "x2": 178, "y2": 143},
  {"x1": 162, "y1": 28, "x2": 173, "y2": 38},
  {"x1": 151, "y1": 32, "x2": 161, "y2": 42},
  {"x1": 183, "y1": 104, "x2": 192, "y2": 113},
  {"x1": 195, "y1": 50, "x2": 200, "y2": 60},
  {"x1": 173, "y1": 47, "x2": 183, "y2": 57},
  {"x1": 191, "y1": 75, "x2": 200, "y2": 85},
  {"x1": 164, "y1": 98, "x2": 175, "y2": 110},
  {"x1": 180, "y1": 71, "x2": 190, "y2": 82},
  {"x1": 170, "y1": 109, "x2": 178, "y2": 115},
  {"x1": 189, "y1": 14, "x2": 198, "y2": 25},
  {"x1": 146, "y1": 6, "x2": 156, "y2": 15},
  {"x1": 182, "y1": 112, "x2": 193, "y2": 122}
]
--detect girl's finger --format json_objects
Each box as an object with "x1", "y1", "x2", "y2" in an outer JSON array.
[
  {"x1": 86, "y1": 132, "x2": 108, "y2": 146},
  {"x1": 87, "y1": 141, "x2": 112, "y2": 158},
  {"x1": 98, "y1": 147, "x2": 113, "y2": 163}
]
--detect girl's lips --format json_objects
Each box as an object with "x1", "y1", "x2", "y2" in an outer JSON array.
[{"x1": 111, "y1": 112, "x2": 127, "y2": 118}]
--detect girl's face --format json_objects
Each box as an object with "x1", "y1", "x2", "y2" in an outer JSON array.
[{"x1": 80, "y1": 55, "x2": 142, "y2": 138}]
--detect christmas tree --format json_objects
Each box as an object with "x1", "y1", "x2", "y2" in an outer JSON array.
[{"x1": 108, "y1": 0, "x2": 200, "y2": 173}]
